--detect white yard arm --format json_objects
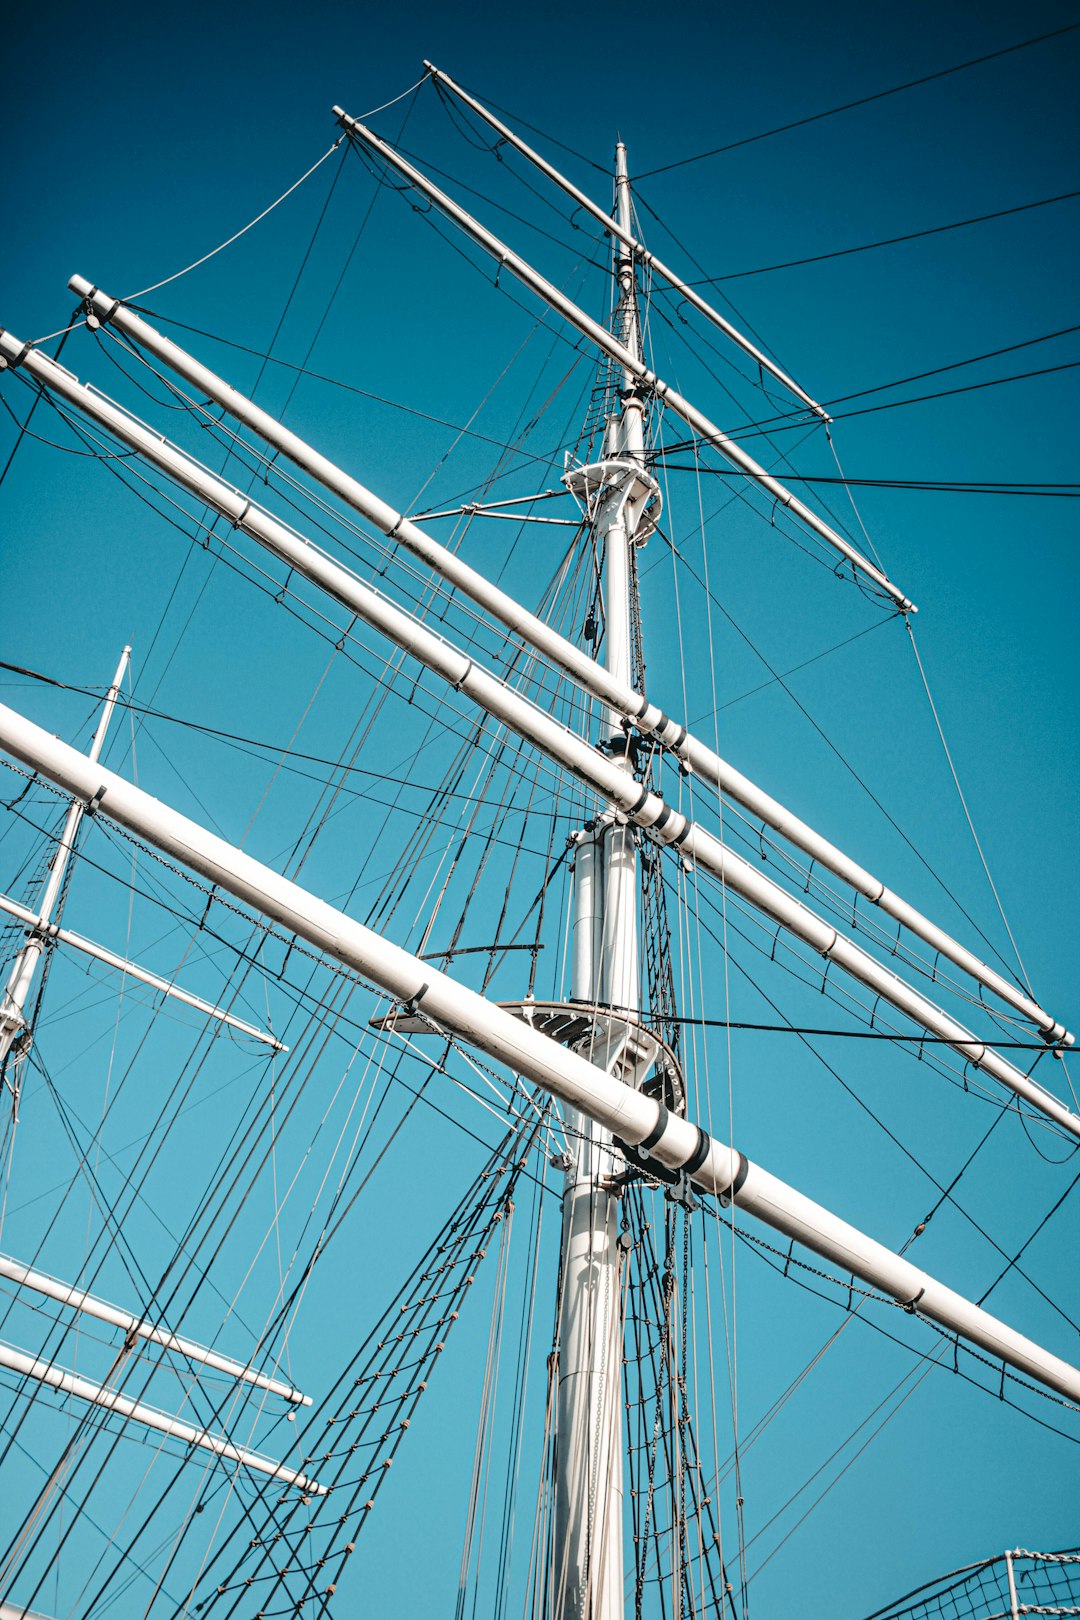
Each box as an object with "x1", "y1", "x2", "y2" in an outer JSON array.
[
  {"x1": 421, "y1": 61, "x2": 829, "y2": 420},
  {"x1": 0, "y1": 330, "x2": 1074, "y2": 1136},
  {"x1": 0, "y1": 701, "x2": 1075, "y2": 1403},
  {"x1": 60, "y1": 287, "x2": 1072, "y2": 1053},
  {"x1": 0, "y1": 1252, "x2": 307, "y2": 1404},
  {"x1": 0, "y1": 889, "x2": 284, "y2": 1050},
  {"x1": 331, "y1": 105, "x2": 914, "y2": 612},
  {"x1": 0, "y1": 1341, "x2": 324, "y2": 1493}
]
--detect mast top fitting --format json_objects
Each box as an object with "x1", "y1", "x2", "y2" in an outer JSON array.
[{"x1": 563, "y1": 457, "x2": 661, "y2": 546}]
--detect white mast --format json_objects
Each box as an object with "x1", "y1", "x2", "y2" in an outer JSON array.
[
  {"x1": 0, "y1": 645, "x2": 130, "y2": 1072},
  {"x1": 554, "y1": 141, "x2": 647, "y2": 1620}
]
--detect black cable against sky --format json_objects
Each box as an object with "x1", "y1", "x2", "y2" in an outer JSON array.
[
  {"x1": 685, "y1": 189, "x2": 1080, "y2": 283},
  {"x1": 636, "y1": 23, "x2": 1080, "y2": 176},
  {"x1": 787, "y1": 359, "x2": 1080, "y2": 430},
  {"x1": 808, "y1": 324, "x2": 1080, "y2": 411},
  {"x1": 656, "y1": 353, "x2": 1080, "y2": 452},
  {"x1": 651, "y1": 468, "x2": 1080, "y2": 498}
]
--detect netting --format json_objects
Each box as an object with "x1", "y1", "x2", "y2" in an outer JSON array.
[{"x1": 864, "y1": 1548, "x2": 1080, "y2": 1620}]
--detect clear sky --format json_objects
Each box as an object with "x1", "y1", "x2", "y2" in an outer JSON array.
[{"x1": 1, "y1": 3, "x2": 1077, "y2": 1617}]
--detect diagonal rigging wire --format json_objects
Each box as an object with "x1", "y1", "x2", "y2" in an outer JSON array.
[
  {"x1": 684, "y1": 189, "x2": 1080, "y2": 283},
  {"x1": 108, "y1": 70, "x2": 428, "y2": 309},
  {"x1": 650, "y1": 323, "x2": 1080, "y2": 451},
  {"x1": 905, "y1": 623, "x2": 1037, "y2": 997},
  {"x1": 656, "y1": 355, "x2": 1080, "y2": 452},
  {"x1": 113, "y1": 308, "x2": 559, "y2": 473},
  {"x1": 635, "y1": 23, "x2": 1080, "y2": 176},
  {"x1": 811, "y1": 401, "x2": 1076, "y2": 1119},
  {"x1": 653, "y1": 524, "x2": 1032, "y2": 983},
  {"x1": 118, "y1": 140, "x2": 346, "y2": 304}
]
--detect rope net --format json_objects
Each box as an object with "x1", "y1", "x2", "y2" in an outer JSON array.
[{"x1": 863, "y1": 1548, "x2": 1080, "y2": 1620}]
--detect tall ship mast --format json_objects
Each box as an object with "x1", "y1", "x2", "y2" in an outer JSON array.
[{"x1": 0, "y1": 55, "x2": 1076, "y2": 1620}]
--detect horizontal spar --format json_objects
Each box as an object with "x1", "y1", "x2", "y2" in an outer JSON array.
[
  {"x1": 0, "y1": 700, "x2": 1076, "y2": 1404},
  {"x1": 0, "y1": 1341, "x2": 324, "y2": 1493},
  {"x1": 61, "y1": 285, "x2": 1073, "y2": 1052},
  {"x1": 0, "y1": 1253, "x2": 308, "y2": 1404},
  {"x1": 0, "y1": 329, "x2": 1075, "y2": 1136},
  {"x1": 332, "y1": 105, "x2": 915, "y2": 613},
  {"x1": 421, "y1": 60, "x2": 829, "y2": 419},
  {"x1": 0, "y1": 889, "x2": 285, "y2": 1050}
]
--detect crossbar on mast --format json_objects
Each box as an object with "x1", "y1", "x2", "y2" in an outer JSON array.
[
  {"x1": 1, "y1": 329, "x2": 1073, "y2": 1138},
  {"x1": 423, "y1": 60, "x2": 831, "y2": 421},
  {"x1": 0, "y1": 890, "x2": 285, "y2": 1050},
  {"x1": 62, "y1": 285, "x2": 1072, "y2": 1052},
  {"x1": 0, "y1": 700, "x2": 1076, "y2": 1404},
  {"x1": 0, "y1": 1340, "x2": 323, "y2": 1493},
  {"x1": 331, "y1": 105, "x2": 915, "y2": 613},
  {"x1": 0, "y1": 1252, "x2": 308, "y2": 1404}
]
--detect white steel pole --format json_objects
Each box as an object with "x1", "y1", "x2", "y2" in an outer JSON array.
[
  {"x1": 422, "y1": 61, "x2": 830, "y2": 421},
  {"x1": 0, "y1": 890, "x2": 285, "y2": 1050},
  {"x1": 0, "y1": 333, "x2": 1073, "y2": 1136},
  {"x1": 330, "y1": 106, "x2": 915, "y2": 613},
  {"x1": 62, "y1": 284, "x2": 1072, "y2": 1051},
  {"x1": 558, "y1": 816, "x2": 625, "y2": 1619},
  {"x1": 0, "y1": 701, "x2": 1077, "y2": 1402},
  {"x1": 0, "y1": 1252, "x2": 309, "y2": 1404},
  {"x1": 0, "y1": 646, "x2": 130, "y2": 1066},
  {"x1": 554, "y1": 143, "x2": 648, "y2": 1620},
  {"x1": 0, "y1": 1342, "x2": 324, "y2": 1494}
]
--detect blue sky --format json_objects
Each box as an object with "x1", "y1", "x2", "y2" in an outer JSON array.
[{"x1": 1, "y1": 3, "x2": 1078, "y2": 1616}]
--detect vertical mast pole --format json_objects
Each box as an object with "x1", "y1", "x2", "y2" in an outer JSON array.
[
  {"x1": 0, "y1": 646, "x2": 131, "y2": 1068},
  {"x1": 554, "y1": 143, "x2": 643, "y2": 1620}
]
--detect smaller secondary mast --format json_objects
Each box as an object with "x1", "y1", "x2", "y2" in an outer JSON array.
[
  {"x1": 0, "y1": 645, "x2": 130, "y2": 1071},
  {"x1": 0, "y1": 644, "x2": 282, "y2": 1067},
  {"x1": 0, "y1": 658, "x2": 308, "y2": 1510}
]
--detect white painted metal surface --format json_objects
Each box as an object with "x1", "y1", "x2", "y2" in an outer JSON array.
[
  {"x1": 0, "y1": 1341, "x2": 323, "y2": 1493},
  {"x1": 1005, "y1": 1549, "x2": 1020, "y2": 1619},
  {"x1": 331, "y1": 106, "x2": 916, "y2": 613},
  {"x1": 552, "y1": 144, "x2": 648, "y2": 1620},
  {"x1": 0, "y1": 701, "x2": 1076, "y2": 1403},
  {"x1": 0, "y1": 647, "x2": 129, "y2": 1065},
  {"x1": 0, "y1": 1252, "x2": 309, "y2": 1404},
  {"x1": 1, "y1": 332, "x2": 1072, "y2": 1139},
  {"x1": 0, "y1": 890, "x2": 284, "y2": 1050},
  {"x1": 423, "y1": 61, "x2": 830, "y2": 420},
  {"x1": 63, "y1": 285, "x2": 1073, "y2": 1052}
]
